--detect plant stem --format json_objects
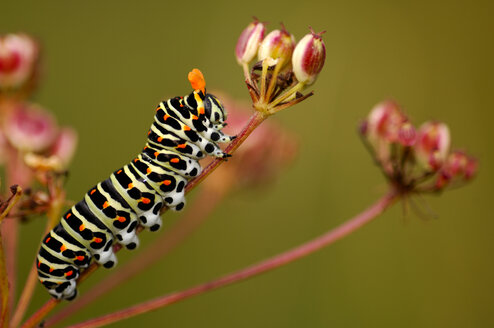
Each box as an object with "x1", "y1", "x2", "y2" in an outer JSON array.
[
  {"x1": 10, "y1": 188, "x2": 65, "y2": 328},
  {"x1": 0, "y1": 186, "x2": 23, "y2": 328},
  {"x1": 46, "y1": 182, "x2": 231, "y2": 327},
  {"x1": 20, "y1": 110, "x2": 267, "y2": 328},
  {"x1": 0, "y1": 229, "x2": 10, "y2": 328},
  {"x1": 64, "y1": 189, "x2": 399, "y2": 328}
]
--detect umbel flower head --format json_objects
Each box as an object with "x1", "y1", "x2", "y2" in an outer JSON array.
[
  {"x1": 236, "y1": 19, "x2": 326, "y2": 115},
  {"x1": 360, "y1": 100, "x2": 477, "y2": 194}
]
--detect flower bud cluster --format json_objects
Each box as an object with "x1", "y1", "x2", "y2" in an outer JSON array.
[
  {"x1": 360, "y1": 101, "x2": 477, "y2": 193},
  {"x1": 235, "y1": 19, "x2": 326, "y2": 114}
]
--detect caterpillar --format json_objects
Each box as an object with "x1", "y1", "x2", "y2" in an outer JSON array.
[{"x1": 36, "y1": 69, "x2": 234, "y2": 300}]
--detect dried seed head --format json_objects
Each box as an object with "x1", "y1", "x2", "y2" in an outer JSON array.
[{"x1": 292, "y1": 28, "x2": 326, "y2": 85}]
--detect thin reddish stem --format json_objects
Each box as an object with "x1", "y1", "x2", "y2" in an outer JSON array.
[{"x1": 65, "y1": 189, "x2": 399, "y2": 328}]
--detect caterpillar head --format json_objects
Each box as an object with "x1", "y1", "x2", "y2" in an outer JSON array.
[
  {"x1": 204, "y1": 93, "x2": 227, "y2": 125},
  {"x1": 188, "y1": 69, "x2": 227, "y2": 125}
]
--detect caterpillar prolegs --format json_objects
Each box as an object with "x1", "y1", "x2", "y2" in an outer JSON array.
[{"x1": 36, "y1": 69, "x2": 235, "y2": 300}]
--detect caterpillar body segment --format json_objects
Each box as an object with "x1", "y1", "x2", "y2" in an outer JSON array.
[{"x1": 37, "y1": 69, "x2": 234, "y2": 300}]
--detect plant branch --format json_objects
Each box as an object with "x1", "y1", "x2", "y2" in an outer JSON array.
[
  {"x1": 10, "y1": 185, "x2": 65, "y2": 328},
  {"x1": 64, "y1": 188, "x2": 399, "y2": 328},
  {"x1": 0, "y1": 185, "x2": 23, "y2": 328}
]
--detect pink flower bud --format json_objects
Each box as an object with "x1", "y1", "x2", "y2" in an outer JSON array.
[
  {"x1": 3, "y1": 103, "x2": 58, "y2": 152},
  {"x1": 414, "y1": 121, "x2": 450, "y2": 171},
  {"x1": 398, "y1": 122, "x2": 416, "y2": 146},
  {"x1": 434, "y1": 150, "x2": 478, "y2": 190},
  {"x1": 258, "y1": 26, "x2": 296, "y2": 68},
  {"x1": 445, "y1": 150, "x2": 477, "y2": 180},
  {"x1": 292, "y1": 28, "x2": 326, "y2": 85},
  {"x1": 0, "y1": 34, "x2": 38, "y2": 90},
  {"x1": 235, "y1": 19, "x2": 266, "y2": 65},
  {"x1": 50, "y1": 127, "x2": 78, "y2": 167},
  {"x1": 366, "y1": 101, "x2": 407, "y2": 145}
]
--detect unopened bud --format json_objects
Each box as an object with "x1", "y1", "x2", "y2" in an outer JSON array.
[
  {"x1": 258, "y1": 26, "x2": 296, "y2": 68},
  {"x1": 292, "y1": 28, "x2": 326, "y2": 85},
  {"x1": 445, "y1": 150, "x2": 478, "y2": 180},
  {"x1": 0, "y1": 34, "x2": 38, "y2": 90},
  {"x1": 235, "y1": 19, "x2": 266, "y2": 65},
  {"x1": 3, "y1": 103, "x2": 58, "y2": 152},
  {"x1": 366, "y1": 101, "x2": 406, "y2": 145},
  {"x1": 50, "y1": 127, "x2": 78, "y2": 168},
  {"x1": 398, "y1": 122, "x2": 416, "y2": 146},
  {"x1": 415, "y1": 121, "x2": 450, "y2": 171}
]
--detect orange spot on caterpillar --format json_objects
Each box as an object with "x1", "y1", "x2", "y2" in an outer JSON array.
[
  {"x1": 79, "y1": 224, "x2": 85, "y2": 231},
  {"x1": 60, "y1": 245, "x2": 67, "y2": 252},
  {"x1": 163, "y1": 180, "x2": 171, "y2": 186},
  {"x1": 157, "y1": 136, "x2": 163, "y2": 142},
  {"x1": 163, "y1": 114, "x2": 170, "y2": 121},
  {"x1": 141, "y1": 198, "x2": 151, "y2": 204},
  {"x1": 45, "y1": 237, "x2": 51, "y2": 243},
  {"x1": 76, "y1": 255, "x2": 85, "y2": 261},
  {"x1": 117, "y1": 169, "x2": 122, "y2": 174},
  {"x1": 37, "y1": 261, "x2": 41, "y2": 268},
  {"x1": 183, "y1": 125, "x2": 191, "y2": 131},
  {"x1": 49, "y1": 267, "x2": 54, "y2": 272},
  {"x1": 128, "y1": 183, "x2": 134, "y2": 189},
  {"x1": 176, "y1": 143, "x2": 187, "y2": 149},
  {"x1": 93, "y1": 237, "x2": 103, "y2": 243},
  {"x1": 170, "y1": 158, "x2": 180, "y2": 163},
  {"x1": 67, "y1": 213, "x2": 72, "y2": 218},
  {"x1": 143, "y1": 146, "x2": 148, "y2": 150},
  {"x1": 65, "y1": 270, "x2": 73, "y2": 277},
  {"x1": 148, "y1": 131, "x2": 151, "y2": 135},
  {"x1": 134, "y1": 158, "x2": 138, "y2": 163},
  {"x1": 116, "y1": 216, "x2": 126, "y2": 223},
  {"x1": 192, "y1": 115, "x2": 198, "y2": 120},
  {"x1": 103, "y1": 201, "x2": 109, "y2": 209},
  {"x1": 198, "y1": 107, "x2": 205, "y2": 115},
  {"x1": 90, "y1": 189, "x2": 96, "y2": 195},
  {"x1": 146, "y1": 168, "x2": 152, "y2": 174},
  {"x1": 154, "y1": 151, "x2": 159, "y2": 158},
  {"x1": 188, "y1": 68, "x2": 206, "y2": 93}
]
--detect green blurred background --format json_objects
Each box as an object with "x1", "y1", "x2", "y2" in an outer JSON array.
[{"x1": 2, "y1": 0, "x2": 494, "y2": 327}]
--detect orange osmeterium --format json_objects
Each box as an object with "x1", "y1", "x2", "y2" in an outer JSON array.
[{"x1": 188, "y1": 68, "x2": 206, "y2": 93}]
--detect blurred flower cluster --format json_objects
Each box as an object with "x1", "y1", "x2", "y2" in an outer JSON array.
[
  {"x1": 235, "y1": 18, "x2": 326, "y2": 115},
  {"x1": 0, "y1": 33, "x2": 79, "y2": 328},
  {"x1": 0, "y1": 33, "x2": 77, "y2": 211},
  {"x1": 360, "y1": 100, "x2": 477, "y2": 194}
]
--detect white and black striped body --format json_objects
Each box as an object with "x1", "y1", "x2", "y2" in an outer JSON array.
[{"x1": 37, "y1": 87, "x2": 233, "y2": 300}]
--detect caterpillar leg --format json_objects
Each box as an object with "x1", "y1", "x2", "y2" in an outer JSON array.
[{"x1": 40, "y1": 278, "x2": 77, "y2": 300}]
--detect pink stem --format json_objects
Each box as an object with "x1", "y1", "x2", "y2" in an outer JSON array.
[{"x1": 65, "y1": 189, "x2": 399, "y2": 328}]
